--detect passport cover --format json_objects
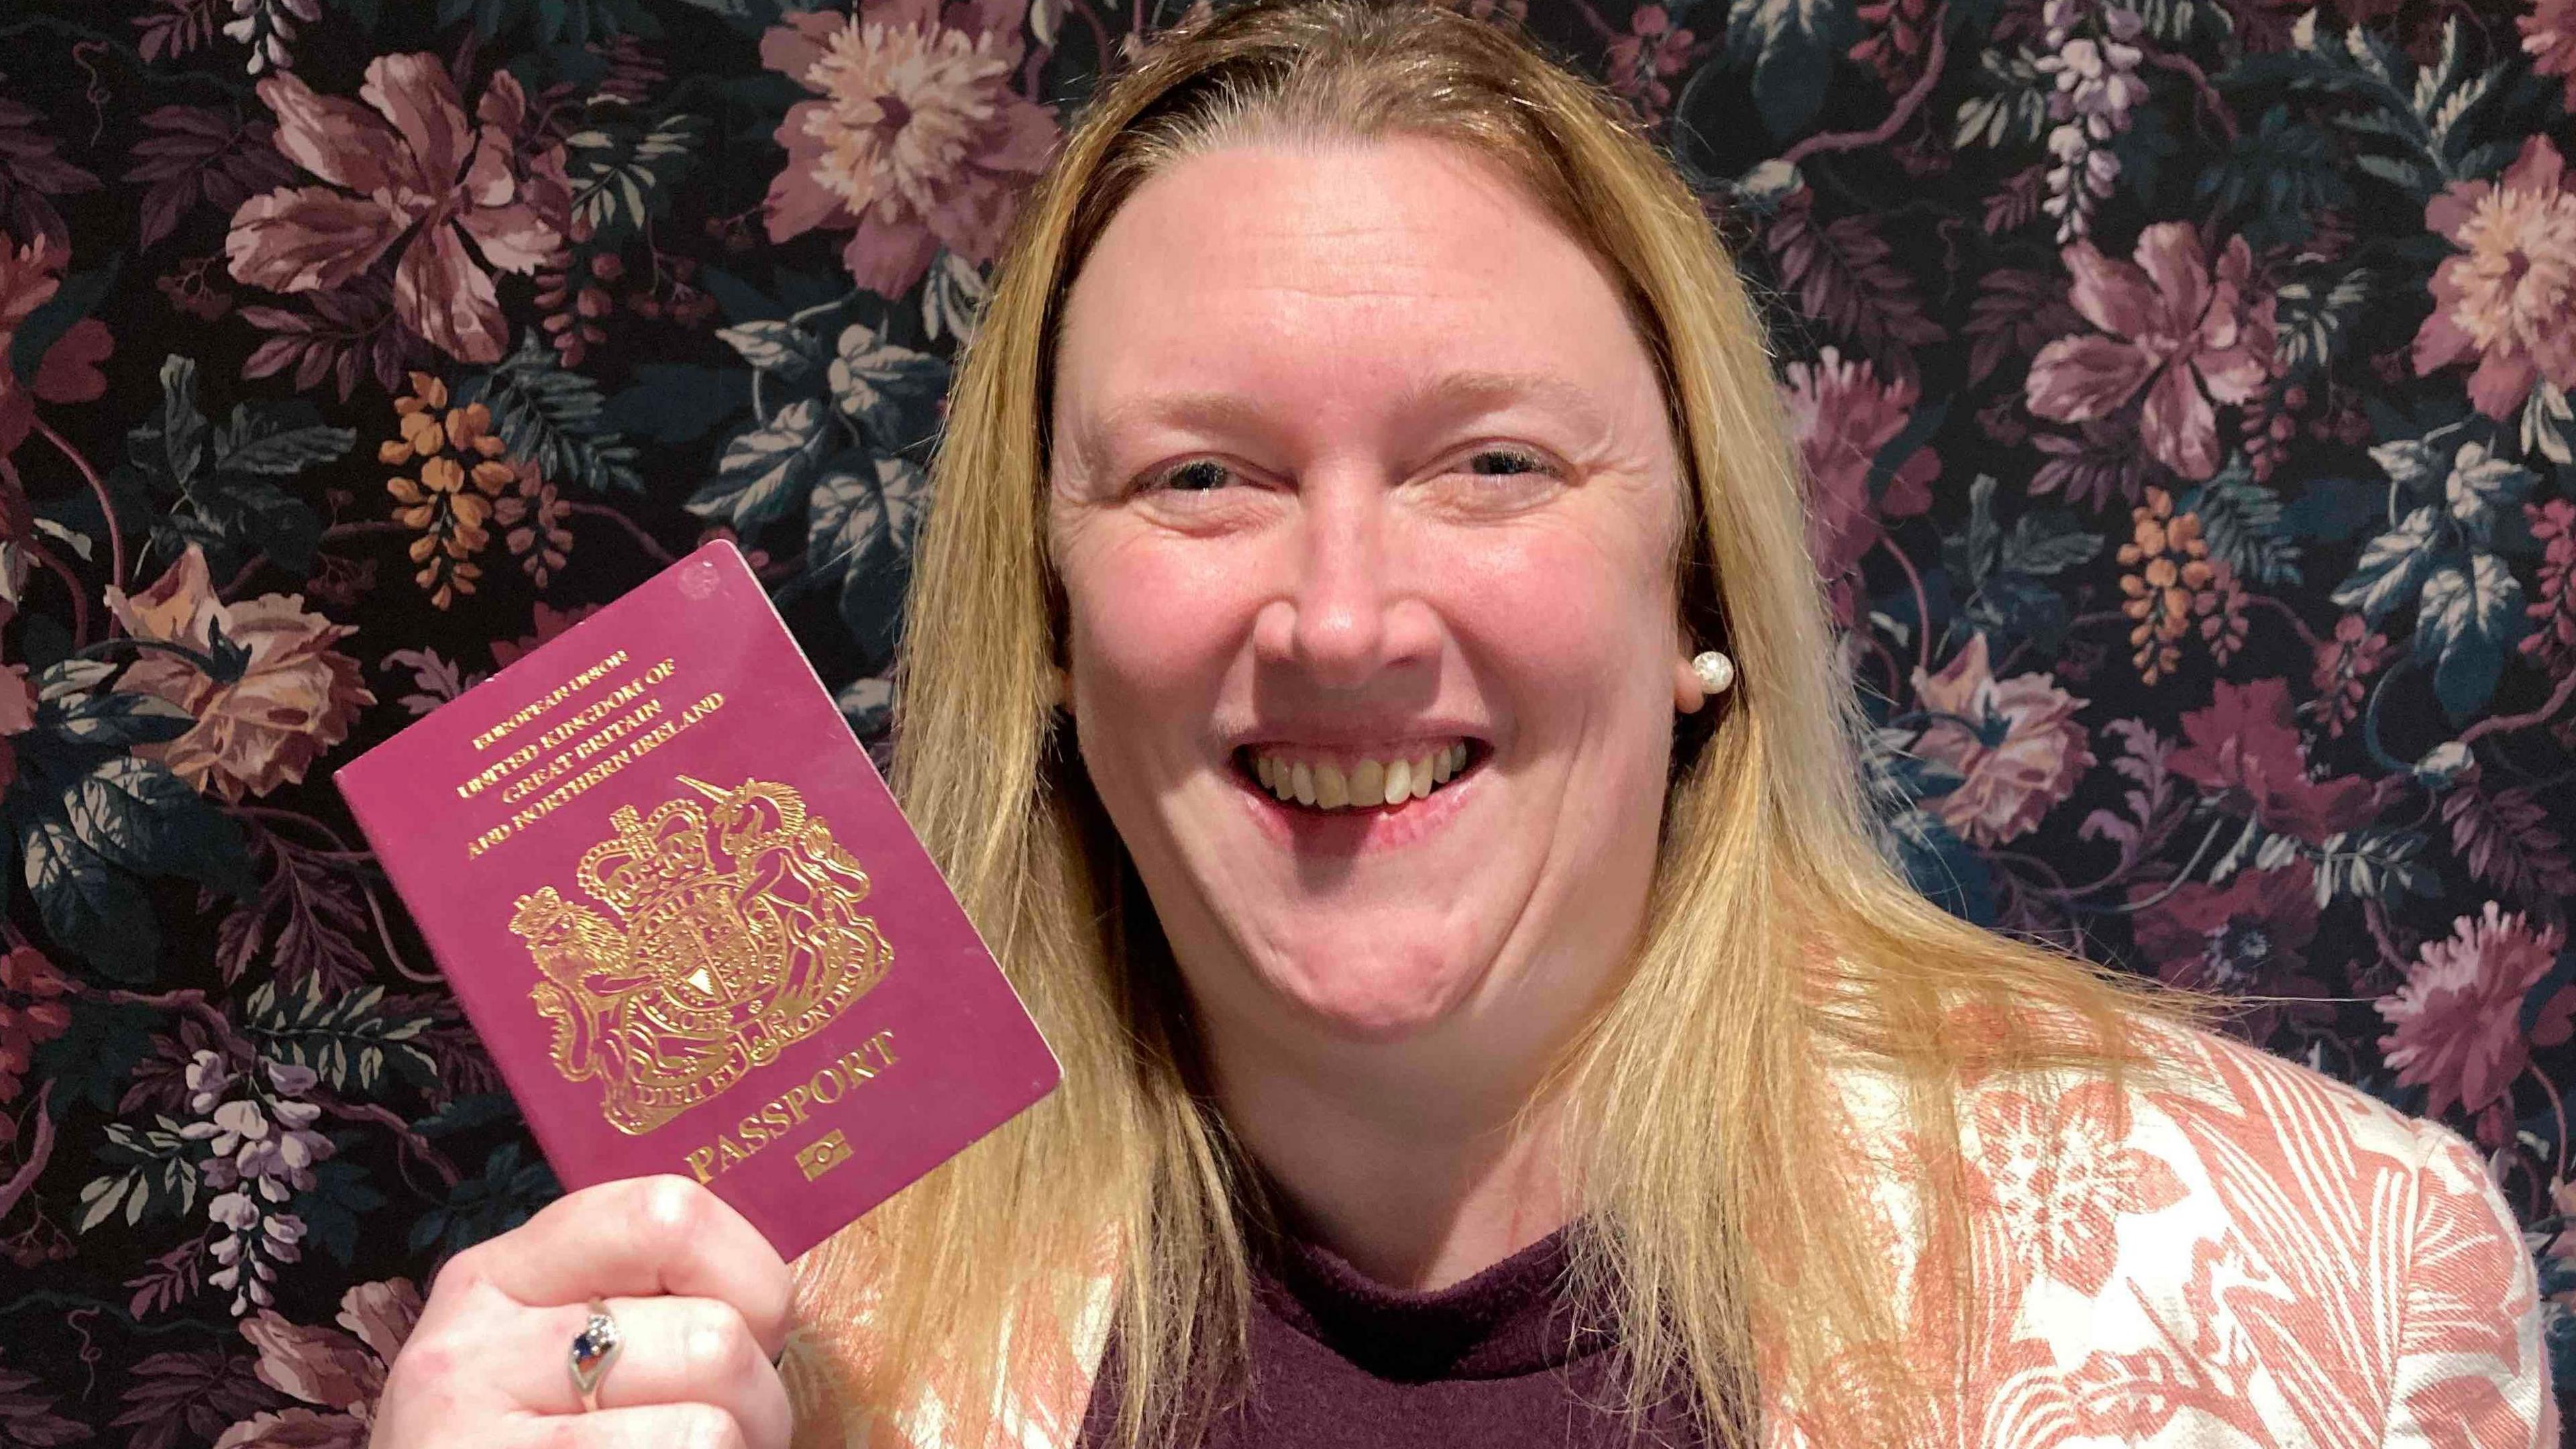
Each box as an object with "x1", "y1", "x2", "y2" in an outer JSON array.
[{"x1": 333, "y1": 540, "x2": 1058, "y2": 1260}]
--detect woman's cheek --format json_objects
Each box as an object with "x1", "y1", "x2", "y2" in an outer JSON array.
[
  {"x1": 1065, "y1": 538, "x2": 1267, "y2": 763},
  {"x1": 1442, "y1": 533, "x2": 1662, "y2": 693}
]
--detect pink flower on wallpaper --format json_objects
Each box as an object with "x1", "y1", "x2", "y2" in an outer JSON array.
[
  {"x1": 2129, "y1": 859, "x2": 2330, "y2": 1042},
  {"x1": 1910, "y1": 633, "x2": 2093, "y2": 847},
  {"x1": 1784, "y1": 345, "x2": 1938, "y2": 626},
  {"x1": 2525, "y1": 0, "x2": 2576, "y2": 110},
  {"x1": 761, "y1": 0, "x2": 1057, "y2": 297},
  {"x1": 1605, "y1": 5, "x2": 1699, "y2": 122},
  {"x1": 2411, "y1": 134, "x2": 2576, "y2": 421},
  {"x1": 0, "y1": 232, "x2": 113, "y2": 458},
  {"x1": 213, "y1": 1277, "x2": 421, "y2": 1448},
  {"x1": 2377, "y1": 902, "x2": 2575, "y2": 1118},
  {"x1": 2168, "y1": 678, "x2": 2375, "y2": 844},
  {"x1": 0, "y1": 945, "x2": 70, "y2": 1113},
  {"x1": 225, "y1": 54, "x2": 570, "y2": 366},
  {"x1": 105, "y1": 545, "x2": 374, "y2": 803},
  {"x1": 2025, "y1": 221, "x2": 2274, "y2": 480}
]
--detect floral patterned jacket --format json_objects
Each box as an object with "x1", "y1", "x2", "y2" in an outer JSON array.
[{"x1": 783, "y1": 1025, "x2": 2555, "y2": 1448}]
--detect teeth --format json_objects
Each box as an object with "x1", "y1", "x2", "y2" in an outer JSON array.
[{"x1": 1248, "y1": 743, "x2": 1474, "y2": 811}]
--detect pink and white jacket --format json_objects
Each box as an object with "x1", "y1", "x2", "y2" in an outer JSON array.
[{"x1": 784, "y1": 1025, "x2": 2556, "y2": 1448}]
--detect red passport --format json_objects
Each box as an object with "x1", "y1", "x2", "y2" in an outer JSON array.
[{"x1": 334, "y1": 541, "x2": 1058, "y2": 1260}]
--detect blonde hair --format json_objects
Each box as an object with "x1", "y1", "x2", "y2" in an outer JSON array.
[{"x1": 790, "y1": 3, "x2": 2190, "y2": 1444}]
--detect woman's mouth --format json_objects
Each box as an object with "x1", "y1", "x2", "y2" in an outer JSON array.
[{"x1": 1236, "y1": 742, "x2": 1479, "y2": 811}]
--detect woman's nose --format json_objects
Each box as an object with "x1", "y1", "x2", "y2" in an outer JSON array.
[{"x1": 1254, "y1": 479, "x2": 1434, "y2": 690}]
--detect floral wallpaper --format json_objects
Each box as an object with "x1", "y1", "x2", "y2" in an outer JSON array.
[{"x1": 0, "y1": 0, "x2": 2567, "y2": 1439}]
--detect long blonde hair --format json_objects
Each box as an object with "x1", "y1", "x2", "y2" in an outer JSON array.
[{"x1": 790, "y1": 3, "x2": 2188, "y2": 1444}]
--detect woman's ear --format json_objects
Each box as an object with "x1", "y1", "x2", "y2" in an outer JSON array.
[
  {"x1": 1044, "y1": 665, "x2": 1072, "y2": 716},
  {"x1": 1674, "y1": 654, "x2": 1709, "y2": 715}
]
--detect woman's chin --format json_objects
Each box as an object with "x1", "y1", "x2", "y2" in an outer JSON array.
[{"x1": 1248, "y1": 946, "x2": 1495, "y2": 1044}]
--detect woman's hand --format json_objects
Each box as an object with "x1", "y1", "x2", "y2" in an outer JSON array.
[{"x1": 370, "y1": 1175, "x2": 795, "y2": 1448}]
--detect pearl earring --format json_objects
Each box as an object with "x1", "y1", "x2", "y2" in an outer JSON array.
[{"x1": 1690, "y1": 650, "x2": 1736, "y2": 696}]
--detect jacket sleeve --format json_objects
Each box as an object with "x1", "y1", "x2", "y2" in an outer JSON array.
[{"x1": 2376, "y1": 1120, "x2": 2556, "y2": 1448}]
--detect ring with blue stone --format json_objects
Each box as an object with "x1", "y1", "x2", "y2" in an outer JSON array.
[{"x1": 568, "y1": 1297, "x2": 623, "y2": 1410}]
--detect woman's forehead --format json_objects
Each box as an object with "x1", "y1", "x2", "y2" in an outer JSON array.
[{"x1": 1050, "y1": 137, "x2": 1663, "y2": 446}]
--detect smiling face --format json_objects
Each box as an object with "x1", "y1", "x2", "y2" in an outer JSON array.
[{"x1": 1047, "y1": 136, "x2": 1694, "y2": 1077}]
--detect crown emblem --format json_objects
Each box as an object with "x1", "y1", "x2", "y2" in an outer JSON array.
[{"x1": 508, "y1": 776, "x2": 891, "y2": 1136}]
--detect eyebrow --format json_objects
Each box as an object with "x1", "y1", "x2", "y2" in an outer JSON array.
[{"x1": 1065, "y1": 368, "x2": 1615, "y2": 478}]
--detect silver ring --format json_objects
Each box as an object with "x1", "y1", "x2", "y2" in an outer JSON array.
[{"x1": 568, "y1": 1297, "x2": 623, "y2": 1411}]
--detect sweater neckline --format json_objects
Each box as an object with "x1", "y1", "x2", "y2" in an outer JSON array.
[{"x1": 1248, "y1": 1220, "x2": 1619, "y2": 1381}]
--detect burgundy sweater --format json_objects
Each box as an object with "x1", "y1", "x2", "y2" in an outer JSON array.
[{"x1": 1075, "y1": 1225, "x2": 1708, "y2": 1448}]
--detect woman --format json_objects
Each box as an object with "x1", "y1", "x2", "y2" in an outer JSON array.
[{"x1": 365, "y1": 3, "x2": 2551, "y2": 1446}]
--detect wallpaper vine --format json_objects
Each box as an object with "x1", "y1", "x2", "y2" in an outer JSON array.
[{"x1": 0, "y1": 0, "x2": 2569, "y2": 1438}]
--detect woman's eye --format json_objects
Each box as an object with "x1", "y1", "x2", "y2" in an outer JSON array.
[
  {"x1": 1155, "y1": 459, "x2": 1234, "y2": 492},
  {"x1": 1463, "y1": 447, "x2": 1553, "y2": 478}
]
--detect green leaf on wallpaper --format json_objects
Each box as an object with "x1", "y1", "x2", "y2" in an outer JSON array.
[
  {"x1": 2443, "y1": 445, "x2": 2538, "y2": 546},
  {"x1": 290, "y1": 1157, "x2": 387, "y2": 1267},
  {"x1": 828, "y1": 323, "x2": 947, "y2": 447},
  {"x1": 2312, "y1": 826, "x2": 2440, "y2": 906},
  {"x1": 2416, "y1": 552, "x2": 2528, "y2": 720},
  {"x1": 78, "y1": 1116, "x2": 198, "y2": 1232},
  {"x1": 2195, "y1": 107, "x2": 2348, "y2": 249},
  {"x1": 413, "y1": 1093, "x2": 524, "y2": 1138},
  {"x1": 716, "y1": 318, "x2": 826, "y2": 384},
  {"x1": 2367, "y1": 435, "x2": 2448, "y2": 494},
  {"x1": 2330, "y1": 504, "x2": 2441, "y2": 622},
  {"x1": 244, "y1": 980, "x2": 437, "y2": 1095},
  {"x1": 922, "y1": 250, "x2": 989, "y2": 343},
  {"x1": 23, "y1": 816, "x2": 158, "y2": 981},
  {"x1": 1725, "y1": 0, "x2": 1856, "y2": 140},
  {"x1": 2131, "y1": 0, "x2": 2229, "y2": 45},
  {"x1": 409, "y1": 1142, "x2": 561, "y2": 1257},
  {"x1": 211, "y1": 402, "x2": 354, "y2": 476},
  {"x1": 691, "y1": 398, "x2": 831, "y2": 531},
  {"x1": 64, "y1": 757, "x2": 257, "y2": 902},
  {"x1": 1953, "y1": 51, "x2": 2051, "y2": 150},
  {"x1": 30, "y1": 1000, "x2": 159, "y2": 1114},
  {"x1": 121, "y1": 359, "x2": 335, "y2": 576},
  {"x1": 2523, "y1": 382, "x2": 2575, "y2": 466},
  {"x1": 2280, "y1": 477, "x2": 2384, "y2": 543},
  {"x1": 2273, "y1": 270, "x2": 2377, "y2": 378},
  {"x1": 35, "y1": 659, "x2": 117, "y2": 702},
  {"x1": 36, "y1": 691, "x2": 193, "y2": 749},
  {"x1": 2186, "y1": 462, "x2": 2302, "y2": 586},
  {"x1": 808, "y1": 455, "x2": 926, "y2": 672},
  {"x1": 456, "y1": 333, "x2": 643, "y2": 493},
  {"x1": 1997, "y1": 510, "x2": 2103, "y2": 577},
  {"x1": 8, "y1": 254, "x2": 118, "y2": 388},
  {"x1": 566, "y1": 113, "x2": 706, "y2": 238},
  {"x1": 1942, "y1": 474, "x2": 2003, "y2": 592},
  {"x1": 441, "y1": 0, "x2": 662, "y2": 44},
  {"x1": 144, "y1": 354, "x2": 210, "y2": 494},
  {"x1": 1880, "y1": 807, "x2": 1997, "y2": 926},
  {"x1": 601, "y1": 364, "x2": 752, "y2": 444},
  {"x1": 203, "y1": 616, "x2": 252, "y2": 684}
]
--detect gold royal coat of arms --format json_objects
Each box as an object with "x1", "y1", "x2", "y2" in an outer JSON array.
[{"x1": 506, "y1": 775, "x2": 891, "y2": 1135}]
